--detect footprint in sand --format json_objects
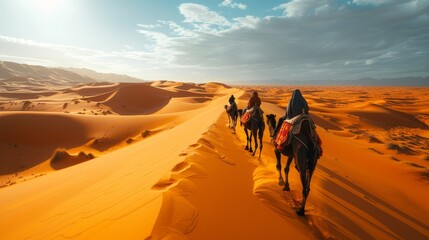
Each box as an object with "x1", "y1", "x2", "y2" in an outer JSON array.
[
  {"x1": 198, "y1": 138, "x2": 216, "y2": 150},
  {"x1": 151, "y1": 178, "x2": 178, "y2": 191},
  {"x1": 172, "y1": 161, "x2": 191, "y2": 173},
  {"x1": 188, "y1": 143, "x2": 201, "y2": 150},
  {"x1": 282, "y1": 190, "x2": 301, "y2": 210},
  {"x1": 219, "y1": 155, "x2": 235, "y2": 166}
]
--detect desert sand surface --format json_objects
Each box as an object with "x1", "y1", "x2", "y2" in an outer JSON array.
[{"x1": 0, "y1": 67, "x2": 428, "y2": 240}]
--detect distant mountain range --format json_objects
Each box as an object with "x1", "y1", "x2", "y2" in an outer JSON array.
[
  {"x1": 235, "y1": 77, "x2": 429, "y2": 86},
  {"x1": 0, "y1": 61, "x2": 144, "y2": 86},
  {"x1": 0, "y1": 61, "x2": 96, "y2": 86},
  {"x1": 62, "y1": 67, "x2": 144, "y2": 83},
  {"x1": 1, "y1": 61, "x2": 427, "y2": 86}
]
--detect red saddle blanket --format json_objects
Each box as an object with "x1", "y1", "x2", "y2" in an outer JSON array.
[
  {"x1": 275, "y1": 116, "x2": 323, "y2": 158},
  {"x1": 275, "y1": 120, "x2": 293, "y2": 150},
  {"x1": 241, "y1": 111, "x2": 251, "y2": 124}
]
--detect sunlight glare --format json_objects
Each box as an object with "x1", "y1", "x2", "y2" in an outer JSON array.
[{"x1": 32, "y1": 0, "x2": 65, "y2": 13}]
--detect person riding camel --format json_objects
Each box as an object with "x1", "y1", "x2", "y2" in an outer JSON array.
[
  {"x1": 229, "y1": 95, "x2": 235, "y2": 105},
  {"x1": 246, "y1": 91, "x2": 261, "y2": 112},
  {"x1": 241, "y1": 91, "x2": 262, "y2": 124},
  {"x1": 227, "y1": 95, "x2": 237, "y2": 112},
  {"x1": 272, "y1": 89, "x2": 309, "y2": 140}
]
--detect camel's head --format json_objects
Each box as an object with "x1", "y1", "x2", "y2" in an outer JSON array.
[{"x1": 266, "y1": 114, "x2": 276, "y2": 122}]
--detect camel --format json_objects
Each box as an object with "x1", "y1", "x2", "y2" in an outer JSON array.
[
  {"x1": 224, "y1": 103, "x2": 238, "y2": 133},
  {"x1": 266, "y1": 114, "x2": 320, "y2": 215},
  {"x1": 241, "y1": 108, "x2": 265, "y2": 158}
]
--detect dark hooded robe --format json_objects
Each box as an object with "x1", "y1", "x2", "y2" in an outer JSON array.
[
  {"x1": 272, "y1": 89, "x2": 309, "y2": 139},
  {"x1": 286, "y1": 89, "x2": 309, "y2": 119},
  {"x1": 227, "y1": 95, "x2": 237, "y2": 112},
  {"x1": 229, "y1": 95, "x2": 235, "y2": 104}
]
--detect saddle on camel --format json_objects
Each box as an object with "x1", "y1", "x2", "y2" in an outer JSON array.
[{"x1": 275, "y1": 113, "x2": 322, "y2": 157}]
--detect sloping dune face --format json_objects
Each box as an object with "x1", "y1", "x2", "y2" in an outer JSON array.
[
  {"x1": 0, "y1": 79, "x2": 242, "y2": 240},
  {"x1": 0, "y1": 78, "x2": 224, "y2": 188},
  {"x1": 102, "y1": 84, "x2": 173, "y2": 115}
]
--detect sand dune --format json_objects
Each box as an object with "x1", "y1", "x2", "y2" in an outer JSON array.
[
  {"x1": 0, "y1": 82, "x2": 240, "y2": 239},
  {"x1": 149, "y1": 114, "x2": 320, "y2": 240},
  {"x1": 0, "y1": 75, "x2": 428, "y2": 240},
  {"x1": 0, "y1": 80, "x2": 230, "y2": 188},
  {"x1": 102, "y1": 84, "x2": 173, "y2": 115}
]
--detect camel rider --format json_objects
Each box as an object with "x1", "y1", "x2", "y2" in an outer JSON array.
[
  {"x1": 246, "y1": 91, "x2": 261, "y2": 112},
  {"x1": 227, "y1": 95, "x2": 237, "y2": 112},
  {"x1": 241, "y1": 91, "x2": 262, "y2": 124},
  {"x1": 229, "y1": 95, "x2": 235, "y2": 104},
  {"x1": 272, "y1": 89, "x2": 309, "y2": 140}
]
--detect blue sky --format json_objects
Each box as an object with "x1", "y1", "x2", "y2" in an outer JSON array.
[{"x1": 0, "y1": 0, "x2": 428, "y2": 82}]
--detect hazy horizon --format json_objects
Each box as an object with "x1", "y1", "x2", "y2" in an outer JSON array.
[{"x1": 0, "y1": 0, "x2": 428, "y2": 83}]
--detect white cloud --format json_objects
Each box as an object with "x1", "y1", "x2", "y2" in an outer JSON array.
[
  {"x1": 0, "y1": 35, "x2": 169, "y2": 77},
  {"x1": 136, "y1": 29, "x2": 169, "y2": 45},
  {"x1": 232, "y1": 16, "x2": 261, "y2": 29},
  {"x1": 365, "y1": 51, "x2": 396, "y2": 65},
  {"x1": 179, "y1": 3, "x2": 230, "y2": 26},
  {"x1": 137, "y1": 24, "x2": 161, "y2": 29},
  {"x1": 352, "y1": 0, "x2": 392, "y2": 5},
  {"x1": 219, "y1": 0, "x2": 247, "y2": 10},
  {"x1": 144, "y1": 2, "x2": 429, "y2": 80},
  {"x1": 0, "y1": 35, "x2": 104, "y2": 58},
  {"x1": 0, "y1": 54, "x2": 53, "y2": 65},
  {"x1": 157, "y1": 20, "x2": 198, "y2": 37},
  {"x1": 275, "y1": 0, "x2": 332, "y2": 17}
]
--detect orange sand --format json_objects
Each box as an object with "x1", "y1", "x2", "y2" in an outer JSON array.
[{"x1": 0, "y1": 66, "x2": 428, "y2": 240}]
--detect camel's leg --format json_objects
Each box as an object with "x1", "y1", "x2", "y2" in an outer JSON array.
[
  {"x1": 274, "y1": 149, "x2": 284, "y2": 186},
  {"x1": 228, "y1": 114, "x2": 231, "y2": 128},
  {"x1": 244, "y1": 128, "x2": 250, "y2": 150},
  {"x1": 251, "y1": 128, "x2": 258, "y2": 156},
  {"x1": 297, "y1": 169, "x2": 310, "y2": 216},
  {"x1": 283, "y1": 156, "x2": 293, "y2": 191},
  {"x1": 232, "y1": 115, "x2": 236, "y2": 133},
  {"x1": 298, "y1": 156, "x2": 318, "y2": 215},
  {"x1": 258, "y1": 126, "x2": 263, "y2": 159},
  {"x1": 249, "y1": 130, "x2": 254, "y2": 153},
  {"x1": 296, "y1": 150, "x2": 309, "y2": 216}
]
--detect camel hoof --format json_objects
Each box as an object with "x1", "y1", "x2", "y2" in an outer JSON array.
[
  {"x1": 296, "y1": 209, "x2": 305, "y2": 216},
  {"x1": 278, "y1": 179, "x2": 285, "y2": 186},
  {"x1": 283, "y1": 185, "x2": 290, "y2": 191}
]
